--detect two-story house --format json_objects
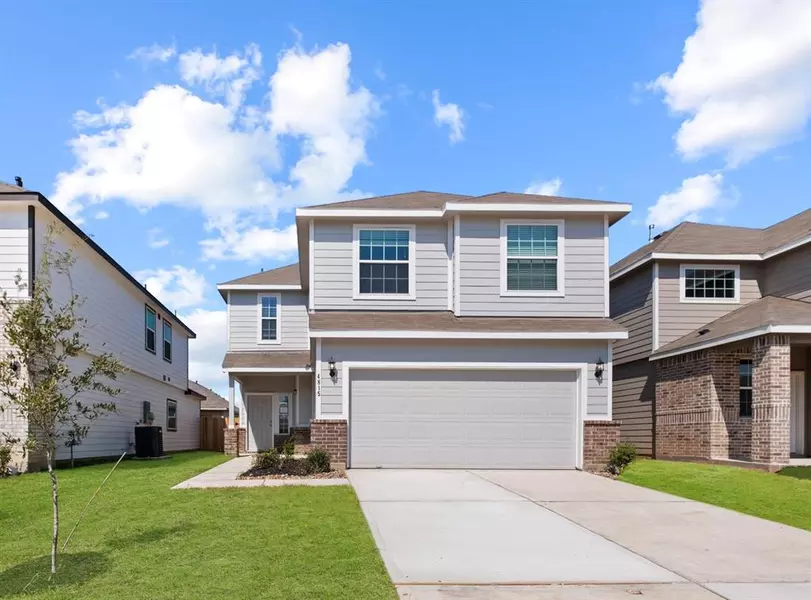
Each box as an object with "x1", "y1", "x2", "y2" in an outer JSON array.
[
  {"x1": 0, "y1": 181, "x2": 200, "y2": 471},
  {"x1": 611, "y1": 210, "x2": 811, "y2": 468},
  {"x1": 219, "y1": 191, "x2": 631, "y2": 470}
]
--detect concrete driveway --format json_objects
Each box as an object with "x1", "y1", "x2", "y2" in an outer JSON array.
[{"x1": 348, "y1": 469, "x2": 811, "y2": 600}]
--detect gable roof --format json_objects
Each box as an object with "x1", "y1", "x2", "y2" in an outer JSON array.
[
  {"x1": 650, "y1": 296, "x2": 811, "y2": 360},
  {"x1": 0, "y1": 185, "x2": 196, "y2": 337},
  {"x1": 611, "y1": 209, "x2": 811, "y2": 280},
  {"x1": 219, "y1": 263, "x2": 300, "y2": 287},
  {"x1": 188, "y1": 380, "x2": 232, "y2": 411}
]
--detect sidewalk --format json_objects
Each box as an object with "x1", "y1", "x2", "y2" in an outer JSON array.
[{"x1": 172, "y1": 456, "x2": 349, "y2": 489}]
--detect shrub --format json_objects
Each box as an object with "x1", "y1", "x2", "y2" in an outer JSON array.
[
  {"x1": 607, "y1": 442, "x2": 637, "y2": 475},
  {"x1": 253, "y1": 448, "x2": 280, "y2": 470},
  {"x1": 306, "y1": 449, "x2": 331, "y2": 474},
  {"x1": 0, "y1": 444, "x2": 11, "y2": 477},
  {"x1": 281, "y1": 435, "x2": 296, "y2": 459}
]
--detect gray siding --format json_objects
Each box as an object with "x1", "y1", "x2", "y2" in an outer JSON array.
[
  {"x1": 610, "y1": 265, "x2": 653, "y2": 364},
  {"x1": 658, "y1": 261, "x2": 762, "y2": 347},
  {"x1": 762, "y1": 244, "x2": 811, "y2": 303},
  {"x1": 613, "y1": 360, "x2": 654, "y2": 456},
  {"x1": 458, "y1": 216, "x2": 605, "y2": 316},
  {"x1": 312, "y1": 220, "x2": 448, "y2": 310},
  {"x1": 228, "y1": 291, "x2": 310, "y2": 352},
  {"x1": 319, "y1": 339, "x2": 611, "y2": 418}
]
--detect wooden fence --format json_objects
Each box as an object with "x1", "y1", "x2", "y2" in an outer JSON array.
[{"x1": 200, "y1": 414, "x2": 225, "y2": 452}]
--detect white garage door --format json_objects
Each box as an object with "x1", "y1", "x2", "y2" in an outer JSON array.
[{"x1": 349, "y1": 369, "x2": 578, "y2": 469}]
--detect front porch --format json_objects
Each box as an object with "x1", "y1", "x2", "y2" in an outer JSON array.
[{"x1": 654, "y1": 333, "x2": 811, "y2": 466}]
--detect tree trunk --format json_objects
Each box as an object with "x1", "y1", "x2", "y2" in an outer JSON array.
[{"x1": 46, "y1": 448, "x2": 59, "y2": 575}]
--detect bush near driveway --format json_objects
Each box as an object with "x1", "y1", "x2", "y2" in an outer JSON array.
[
  {"x1": 620, "y1": 459, "x2": 811, "y2": 532},
  {"x1": 0, "y1": 451, "x2": 395, "y2": 600}
]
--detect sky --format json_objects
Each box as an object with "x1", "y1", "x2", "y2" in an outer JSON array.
[{"x1": 2, "y1": 0, "x2": 811, "y2": 395}]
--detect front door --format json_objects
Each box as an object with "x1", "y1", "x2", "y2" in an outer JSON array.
[
  {"x1": 247, "y1": 394, "x2": 274, "y2": 452},
  {"x1": 791, "y1": 372, "x2": 806, "y2": 456}
]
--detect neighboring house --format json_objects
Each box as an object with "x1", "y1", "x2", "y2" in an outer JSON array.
[
  {"x1": 190, "y1": 380, "x2": 238, "y2": 420},
  {"x1": 219, "y1": 191, "x2": 630, "y2": 470},
  {"x1": 0, "y1": 181, "x2": 201, "y2": 471},
  {"x1": 610, "y1": 210, "x2": 811, "y2": 467}
]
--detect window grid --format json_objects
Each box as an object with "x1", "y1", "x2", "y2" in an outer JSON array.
[
  {"x1": 358, "y1": 229, "x2": 410, "y2": 295},
  {"x1": 684, "y1": 268, "x2": 736, "y2": 300},
  {"x1": 162, "y1": 320, "x2": 172, "y2": 363},
  {"x1": 260, "y1": 296, "x2": 278, "y2": 341},
  {"x1": 505, "y1": 224, "x2": 559, "y2": 292},
  {"x1": 739, "y1": 359, "x2": 753, "y2": 418},
  {"x1": 145, "y1": 306, "x2": 156, "y2": 354},
  {"x1": 166, "y1": 399, "x2": 177, "y2": 432}
]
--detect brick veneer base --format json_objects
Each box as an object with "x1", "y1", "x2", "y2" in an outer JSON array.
[
  {"x1": 224, "y1": 428, "x2": 247, "y2": 456},
  {"x1": 583, "y1": 421, "x2": 621, "y2": 472},
  {"x1": 311, "y1": 420, "x2": 348, "y2": 466}
]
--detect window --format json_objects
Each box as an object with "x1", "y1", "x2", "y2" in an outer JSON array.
[
  {"x1": 258, "y1": 294, "x2": 280, "y2": 343},
  {"x1": 739, "y1": 359, "x2": 753, "y2": 418},
  {"x1": 162, "y1": 320, "x2": 172, "y2": 363},
  {"x1": 278, "y1": 394, "x2": 290, "y2": 435},
  {"x1": 145, "y1": 306, "x2": 156, "y2": 354},
  {"x1": 681, "y1": 265, "x2": 739, "y2": 302},
  {"x1": 355, "y1": 227, "x2": 414, "y2": 297},
  {"x1": 166, "y1": 399, "x2": 177, "y2": 431},
  {"x1": 501, "y1": 220, "x2": 564, "y2": 295}
]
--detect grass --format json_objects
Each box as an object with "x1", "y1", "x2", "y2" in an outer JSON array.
[
  {"x1": 620, "y1": 459, "x2": 811, "y2": 531},
  {"x1": 0, "y1": 452, "x2": 396, "y2": 599}
]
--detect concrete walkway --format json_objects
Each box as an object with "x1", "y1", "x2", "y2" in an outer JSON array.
[
  {"x1": 349, "y1": 469, "x2": 811, "y2": 600},
  {"x1": 172, "y1": 456, "x2": 349, "y2": 489}
]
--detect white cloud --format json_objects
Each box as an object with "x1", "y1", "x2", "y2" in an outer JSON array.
[
  {"x1": 147, "y1": 227, "x2": 170, "y2": 249},
  {"x1": 651, "y1": 0, "x2": 811, "y2": 166},
  {"x1": 93, "y1": 210, "x2": 109, "y2": 220},
  {"x1": 374, "y1": 63, "x2": 386, "y2": 81},
  {"x1": 52, "y1": 41, "x2": 379, "y2": 262},
  {"x1": 128, "y1": 43, "x2": 176, "y2": 63},
  {"x1": 178, "y1": 44, "x2": 261, "y2": 108},
  {"x1": 181, "y1": 308, "x2": 227, "y2": 395},
  {"x1": 647, "y1": 173, "x2": 725, "y2": 229},
  {"x1": 525, "y1": 177, "x2": 563, "y2": 196},
  {"x1": 432, "y1": 90, "x2": 465, "y2": 144},
  {"x1": 135, "y1": 266, "x2": 207, "y2": 310}
]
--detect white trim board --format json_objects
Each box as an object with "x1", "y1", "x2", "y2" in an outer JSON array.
[
  {"x1": 650, "y1": 325, "x2": 811, "y2": 361},
  {"x1": 340, "y1": 360, "x2": 589, "y2": 470},
  {"x1": 308, "y1": 220, "x2": 315, "y2": 312},
  {"x1": 224, "y1": 367, "x2": 312, "y2": 373},
  {"x1": 309, "y1": 330, "x2": 628, "y2": 340},
  {"x1": 218, "y1": 284, "x2": 301, "y2": 291},
  {"x1": 603, "y1": 215, "x2": 610, "y2": 317},
  {"x1": 296, "y1": 203, "x2": 631, "y2": 220},
  {"x1": 453, "y1": 215, "x2": 461, "y2": 316},
  {"x1": 652, "y1": 263, "x2": 660, "y2": 351}
]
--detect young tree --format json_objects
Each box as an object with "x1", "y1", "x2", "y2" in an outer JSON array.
[{"x1": 0, "y1": 225, "x2": 124, "y2": 575}]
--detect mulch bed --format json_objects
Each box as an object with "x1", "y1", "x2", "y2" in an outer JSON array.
[{"x1": 239, "y1": 458, "x2": 344, "y2": 480}]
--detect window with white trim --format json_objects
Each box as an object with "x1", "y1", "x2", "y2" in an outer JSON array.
[
  {"x1": 145, "y1": 306, "x2": 156, "y2": 354},
  {"x1": 357, "y1": 228, "x2": 412, "y2": 295},
  {"x1": 259, "y1": 295, "x2": 279, "y2": 342},
  {"x1": 503, "y1": 221, "x2": 562, "y2": 294},
  {"x1": 682, "y1": 266, "x2": 739, "y2": 301},
  {"x1": 162, "y1": 320, "x2": 172, "y2": 363},
  {"x1": 166, "y1": 399, "x2": 177, "y2": 431}
]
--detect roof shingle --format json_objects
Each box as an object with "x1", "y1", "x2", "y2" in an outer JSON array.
[
  {"x1": 219, "y1": 263, "x2": 301, "y2": 286},
  {"x1": 222, "y1": 351, "x2": 311, "y2": 370}
]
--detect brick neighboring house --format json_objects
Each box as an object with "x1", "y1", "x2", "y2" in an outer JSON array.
[
  {"x1": 218, "y1": 191, "x2": 632, "y2": 470},
  {"x1": 610, "y1": 210, "x2": 811, "y2": 468}
]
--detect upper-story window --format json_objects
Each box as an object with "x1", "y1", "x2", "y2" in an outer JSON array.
[
  {"x1": 145, "y1": 305, "x2": 157, "y2": 354},
  {"x1": 258, "y1": 294, "x2": 281, "y2": 343},
  {"x1": 680, "y1": 265, "x2": 740, "y2": 303},
  {"x1": 500, "y1": 220, "x2": 565, "y2": 297},
  {"x1": 163, "y1": 320, "x2": 173, "y2": 363},
  {"x1": 353, "y1": 225, "x2": 416, "y2": 299}
]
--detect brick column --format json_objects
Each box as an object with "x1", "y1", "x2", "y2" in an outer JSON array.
[
  {"x1": 583, "y1": 421, "x2": 621, "y2": 471},
  {"x1": 224, "y1": 428, "x2": 247, "y2": 457},
  {"x1": 751, "y1": 334, "x2": 791, "y2": 465},
  {"x1": 311, "y1": 420, "x2": 348, "y2": 466}
]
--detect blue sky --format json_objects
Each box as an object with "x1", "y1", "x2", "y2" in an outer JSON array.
[{"x1": 2, "y1": 0, "x2": 810, "y2": 393}]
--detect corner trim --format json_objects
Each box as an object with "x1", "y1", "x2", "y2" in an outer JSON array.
[{"x1": 27, "y1": 205, "x2": 35, "y2": 295}]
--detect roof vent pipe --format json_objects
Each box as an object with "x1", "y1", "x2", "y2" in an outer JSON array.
[{"x1": 14, "y1": 176, "x2": 23, "y2": 187}]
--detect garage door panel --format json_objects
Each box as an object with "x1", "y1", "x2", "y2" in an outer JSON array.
[{"x1": 350, "y1": 369, "x2": 578, "y2": 469}]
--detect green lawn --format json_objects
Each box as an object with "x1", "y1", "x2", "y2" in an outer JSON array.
[
  {"x1": 0, "y1": 452, "x2": 395, "y2": 599},
  {"x1": 620, "y1": 459, "x2": 811, "y2": 531}
]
